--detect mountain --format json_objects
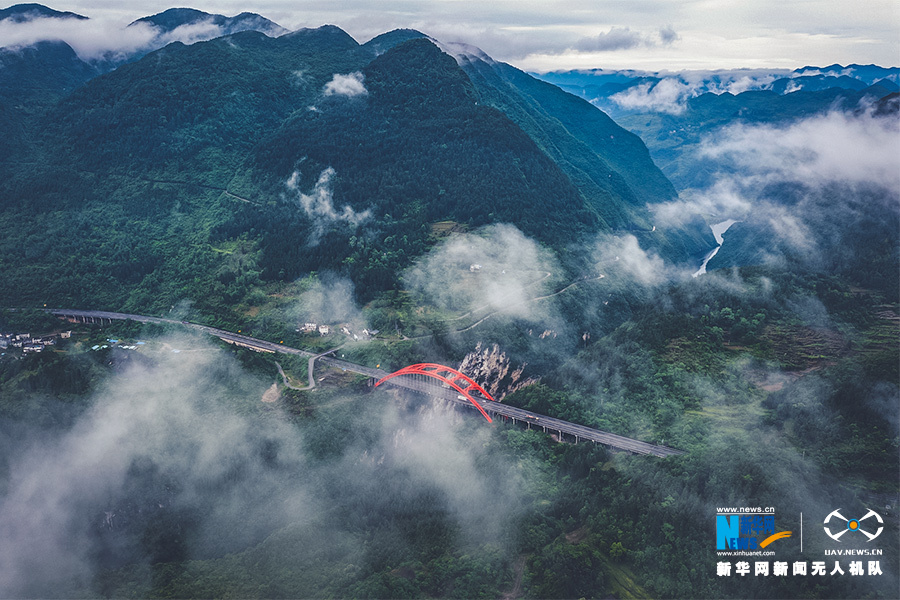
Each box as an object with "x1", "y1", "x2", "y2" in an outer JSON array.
[
  {"x1": 0, "y1": 5, "x2": 97, "y2": 104},
  {"x1": 0, "y1": 3, "x2": 301, "y2": 186},
  {"x1": 369, "y1": 32, "x2": 677, "y2": 213},
  {"x1": 454, "y1": 52, "x2": 713, "y2": 262},
  {"x1": 0, "y1": 3, "x2": 86, "y2": 21},
  {"x1": 0, "y1": 98, "x2": 27, "y2": 170},
  {"x1": 129, "y1": 7, "x2": 287, "y2": 38},
  {"x1": 874, "y1": 91, "x2": 900, "y2": 115},
  {"x1": 535, "y1": 64, "x2": 900, "y2": 112},
  {"x1": 0, "y1": 40, "x2": 99, "y2": 104},
  {"x1": 534, "y1": 68, "x2": 898, "y2": 191},
  {"x1": 362, "y1": 28, "x2": 427, "y2": 55},
  {"x1": 794, "y1": 63, "x2": 900, "y2": 85},
  {"x1": 769, "y1": 74, "x2": 868, "y2": 94},
  {"x1": 243, "y1": 38, "x2": 608, "y2": 292},
  {"x1": 0, "y1": 21, "x2": 706, "y2": 315},
  {"x1": 1, "y1": 14, "x2": 896, "y2": 600},
  {"x1": 363, "y1": 31, "x2": 710, "y2": 263},
  {"x1": 873, "y1": 78, "x2": 900, "y2": 93},
  {"x1": 0, "y1": 5, "x2": 291, "y2": 108},
  {"x1": 2, "y1": 26, "x2": 372, "y2": 310},
  {"x1": 705, "y1": 182, "x2": 899, "y2": 296},
  {"x1": 534, "y1": 64, "x2": 899, "y2": 297},
  {"x1": 619, "y1": 85, "x2": 897, "y2": 191}
]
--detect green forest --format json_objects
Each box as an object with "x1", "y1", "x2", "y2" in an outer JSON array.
[{"x1": 0, "y1": 11, "x2": 897, "y2": 600}]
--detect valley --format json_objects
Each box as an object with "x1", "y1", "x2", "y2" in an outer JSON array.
[{"x1": 0, "y1": 4, "x2": 897, "y2": 599}]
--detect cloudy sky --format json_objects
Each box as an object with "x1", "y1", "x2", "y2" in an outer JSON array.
[{"x1": 9, "y1": 0, "x2": 900, "y2": 70}]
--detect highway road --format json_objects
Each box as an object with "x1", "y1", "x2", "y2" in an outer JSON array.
[{"x1": 49, "y1": 309, "x2": 685, "y2": 458}]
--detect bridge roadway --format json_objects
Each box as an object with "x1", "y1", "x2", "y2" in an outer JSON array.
[{"x1": 49, "y1": 309, "x2": 684, "y2": 458}]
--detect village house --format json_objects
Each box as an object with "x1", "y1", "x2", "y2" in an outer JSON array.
[{"x1": 0, "y1": 331, "x2": 66, "y2": 354}]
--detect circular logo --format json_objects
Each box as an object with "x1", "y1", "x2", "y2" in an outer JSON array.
[{"x1": 824, "y1": 509, "x2": 883, "y2": 542}]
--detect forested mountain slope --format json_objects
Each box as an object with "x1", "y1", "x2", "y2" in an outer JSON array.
[
  {"x1": 363, "y1": 30, "x2": 711, "y2": 263},
  {"x1": 0, "y1": 21, "x2": 707, "y2": 314}
]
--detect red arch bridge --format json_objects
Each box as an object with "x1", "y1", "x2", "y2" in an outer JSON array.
[
  {"x1": 373, "y1": 363, "x2": 684, "y2": 457},
  {"x1": 375, "y1": 363, "x2": 497, "y2": 422}
]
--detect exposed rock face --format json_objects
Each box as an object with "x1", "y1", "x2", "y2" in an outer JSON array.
[
  {"x1": 261, "y1": 382, "x2": 280, "y2": 403},
  {"x1": 457, "y1": 342, "x2": 538, "y2": 400}
]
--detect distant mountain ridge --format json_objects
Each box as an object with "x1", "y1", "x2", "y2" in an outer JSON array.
[
  {"x1": 534, "y1": 64, "x2": 899, "y2": 191},
  {"x1": 0, "y1": 4, "x2": 291, "y2": 105},
  {"x1": 0, "y1": 39, "x2": 99, "y2": 102},
  {"x1": 0, "y1": 2, "x2": 86, "y2": 21},
  {"x1": 129, "y1": 7, "x2": 287, "y2": 38},
  {"x1": 536, "y1": 64, "x2": 900, "y2": 111}
]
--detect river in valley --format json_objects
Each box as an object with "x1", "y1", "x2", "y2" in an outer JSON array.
[{"x1": 693, "y1": 219, "x2": 737, "y2": 277}]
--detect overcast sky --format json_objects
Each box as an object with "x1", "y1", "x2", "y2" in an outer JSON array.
[{"x1": 13, "y1": 1, "x2": 900, "y2": 70}]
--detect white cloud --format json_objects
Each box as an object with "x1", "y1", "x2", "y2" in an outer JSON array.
[
  {"x1": 654, "y1": 108, "x2": 900, "y2": 271},
  {"x1": 592, "y1": 233, "x2": 668, "y2": 287},
  {"x1": 604, "y1": 70, "x2": 787, "y2": 114},
  {"x1": 572, "y1": 25, "x2": 682, "y2": 53},
  {"x1": 653, "y1": 180, "x2": 753, "y2": 225},
  {"x1": 573, "y1": 27, "x2": 644, "y2": 52},
  {"x1": 610, "y1": 78, "x2": 693, "y2": 114},
  {"x1": 701, "y1": 110, "x2": 900, "y2": 191},
  {"x1": 0, "y1": 343, "x2": 317, "y2": 596},
  {"x1": 293, "y1": 274, "x2": 366, "y2": 327},
  {"x1": 378, "y1": 403, "x2": 520, "y2": 542},
  {"x1": 716, "y1": 73, "x2": 779, "y2": 95},
  {"x1": 403, "y1": 224, "x2": 558, "y2": 322},
  {"x1": 153, "y1": 19, "x2": 228, "y2": 46},
  {"x1": 284, "y1": 167, "x2": 372, "y2": 245},
  {"x1": 658, "y1": 25, "x2": 679, "y2": 46},
  {"x1": 323, "y1": 71, "x2": 367, "y2": 97},
  {"x1": 431, "y1": 38, "x2": 496, "y2": 65},
  {"x1": 0, "y1": 16, "x2": 158, "y2": 61},
  {"x1": 0, "y1": 13, "x2": 282, "y2": 62},
  {"x1": 0, "y1": 334, "x2": 525, "y2": 596}
]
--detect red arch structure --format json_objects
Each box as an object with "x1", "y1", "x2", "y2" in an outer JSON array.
[{"x1": 374, "y1": 363, "x2": 495, "y2": 423}]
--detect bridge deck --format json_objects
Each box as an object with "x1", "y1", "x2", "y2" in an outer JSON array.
[{"x1": 48, "y1": 309, "x2": 685, "y2": 458}]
